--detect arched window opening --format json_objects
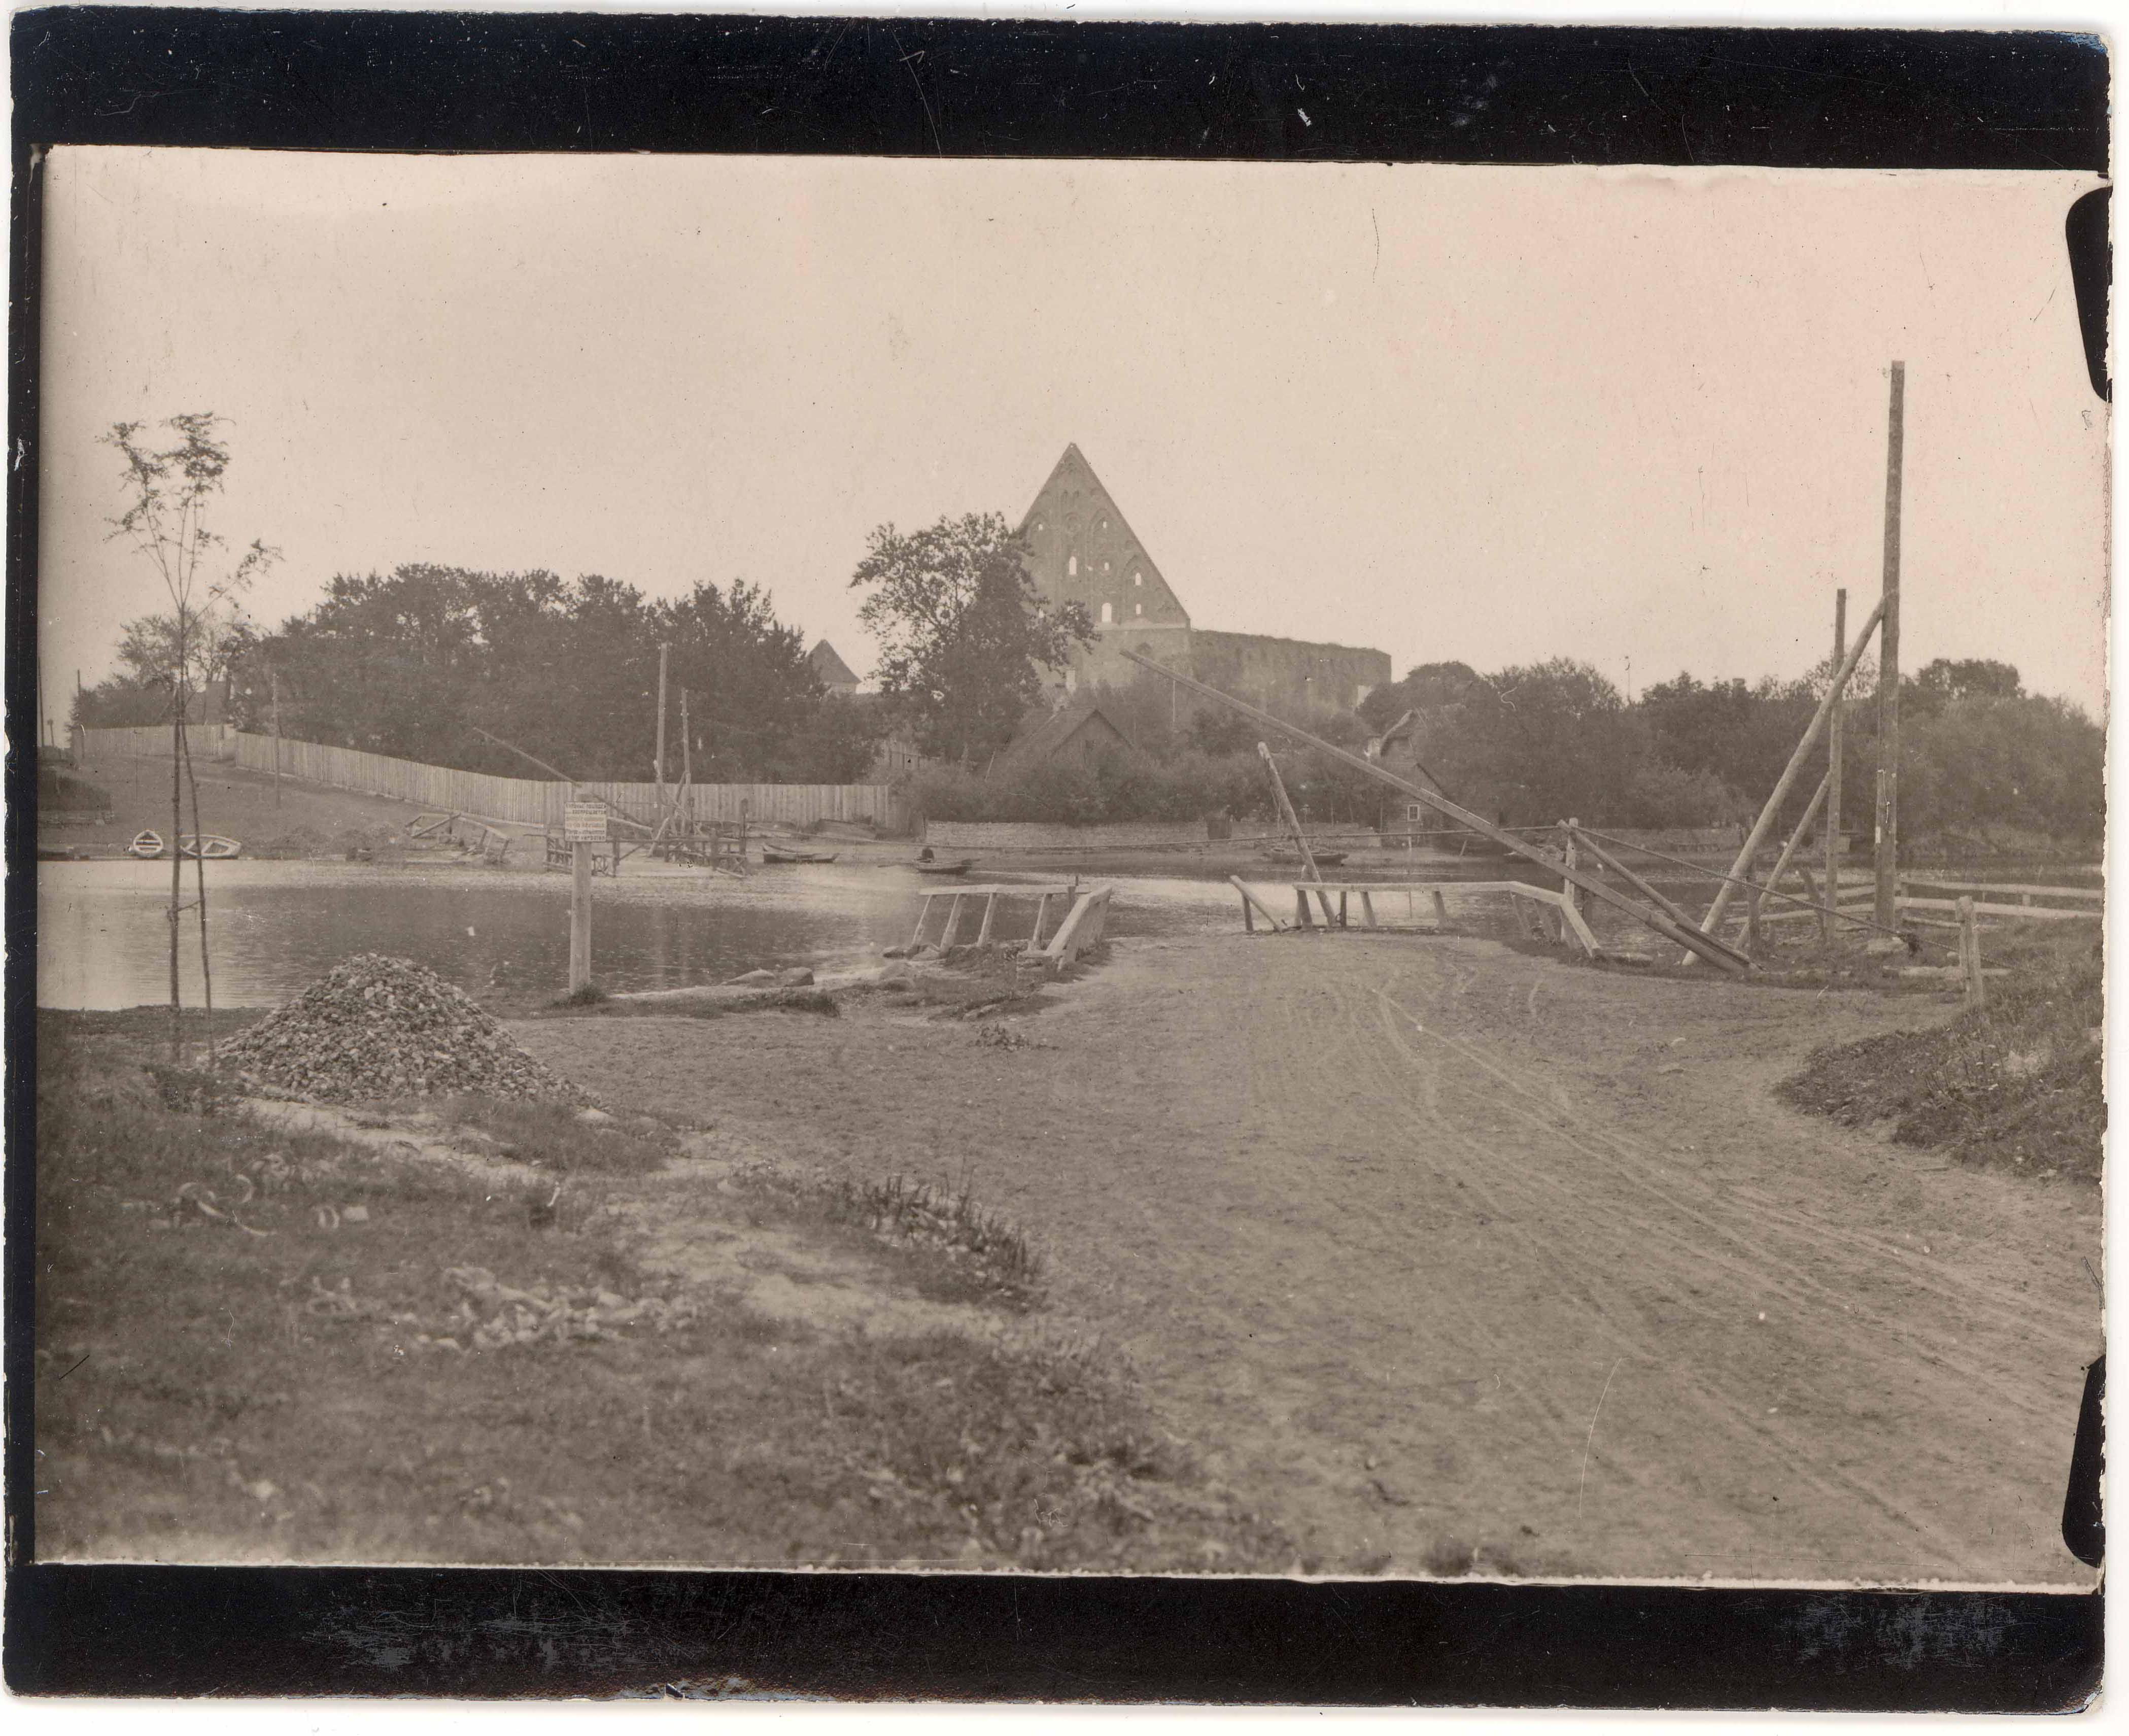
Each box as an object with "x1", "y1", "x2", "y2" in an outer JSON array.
[
  {"x1": 1067, "y1": 554, "x2": 1078, "y2": 576},
  {"x1": 1100, "y1": 601, "x2": 1113, "y2": 624}
]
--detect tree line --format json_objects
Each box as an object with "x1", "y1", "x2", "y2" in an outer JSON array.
[{"x1": 75, "y1": 562, "x2": 890, "y2": 785}]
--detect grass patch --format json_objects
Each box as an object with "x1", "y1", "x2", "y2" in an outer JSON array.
[
  {"x1": 414, "y1": 1097, "x2": 677, "y2": 1177},
  {"x1": 1776, "y1": 929, "x2": 2103, "y2": 1181},
  {"x1": 726, "y1": 1165, "x2": 1047, "y2": 1311},
  {"x1": 34, "y1": 1016, "x2": 1283, "y2": 1569}
]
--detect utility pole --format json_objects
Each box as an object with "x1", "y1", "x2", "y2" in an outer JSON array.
[
  {"x1": 1822, "y1": 588, "x2": 1845, "y2": 944},
  {"x1": 654, "y1": 642, "x2": 670, "y2": 818},
  {"x1": 679, "y1": 688, "x2": 693, "y2": 826},
  {"x1": 270, "y1": 663, "x2": 284, "y2": 808},
  {"x1": 1874, "y1": 363, "x2": 1905, "y2": 928}
]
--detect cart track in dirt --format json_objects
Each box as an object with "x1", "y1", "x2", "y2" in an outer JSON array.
[{"x1": 513, "y1": 930, "x2": 2099, "y2": 1584}]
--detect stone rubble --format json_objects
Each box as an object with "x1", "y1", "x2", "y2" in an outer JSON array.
[{"x1": 215, "y1": 952, "x2": 583, "y2": 1104}]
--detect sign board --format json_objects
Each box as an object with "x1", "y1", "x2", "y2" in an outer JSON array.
[{"x1": 563, "y1": 802, "x2": 609, "y2": 842}]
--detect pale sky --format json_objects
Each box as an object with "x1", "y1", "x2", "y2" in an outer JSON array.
[{"x1": 36, "y1": 147, "x2": 2109, "y2": 722}]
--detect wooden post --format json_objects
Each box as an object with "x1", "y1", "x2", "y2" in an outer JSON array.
[
  {"x1": 1360, "y1": 890, "x2": 1378, "y2": 929},
  {"x1": 1240, "y1": 887, "x2": 1254, "y2": 933},
  {"x1": 679, "y1": 688, "x2": 693, "y2": 836},
  {"x1": 1430, "y1": 889, "x2": 1450, "y2": 930},
  {"x1": 654, "y1": 643, "x2": 670, "y2": 816},
  {"x1": 940, "y1": 893, "x2": 967, "y2": 949},
  {"x1": 1959, "y1": 896, "x2": 1986, "y2": 1008},
  {"x1": 1561, "y1": 821, "x2": 1581, "y2": 919},
  {"x1": 908, "y1": 894, "x2": 934, "y2": 952},
  {"x1": 1824, "y1": 588, "x2": 1846, "y2": 944},
  {"x1": 570, "y1": 841, "x2": 593, "y2": 992},
  {"x1": 1875, "y1": 363, "x2": 1905, "y2": 928},
  {"x1": 1032, "y1": 892, "x2": 1054, "y2": 947},
  {"x1": 976, "y1": 892, "x2": 999, "y2": 945}
]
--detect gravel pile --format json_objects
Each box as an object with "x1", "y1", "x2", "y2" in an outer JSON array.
[{"x1": 216, "y1": 953, "x2": 582, "y2": 1105}]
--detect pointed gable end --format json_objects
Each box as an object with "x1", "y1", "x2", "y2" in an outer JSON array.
[
  {"x1": 1016, "y1": 444, "x2": 1191, "y2": 635},
  {"x1": 807, "y1": 638, "x2": 863, "y2": 693}
]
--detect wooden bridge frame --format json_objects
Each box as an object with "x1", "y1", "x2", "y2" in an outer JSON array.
[
  {"x1": 909, "y1": 883, "x2": 1074, "y2": 952},
  {"x1": 1230, "y1": 877, "x2": 1602, "y2": 959}
]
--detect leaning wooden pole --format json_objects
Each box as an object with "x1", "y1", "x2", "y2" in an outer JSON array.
[
  {"x1": 1690, "y1": 595, "x2": 1885, "y2": 958},
  {"x1": 1874, "y1": 362, "x2": 1906, "y2": 928},
  {"x1": 1258, "y1": 743, "x2": 1323, "y2": 883},
  {"x1": 1119, "y1": 650, "x2": 1749, "y2": 973},
  {"x1": 1567, "y1": 826, "x2": 1753, "y2": 968},
  {"x1": 1756, "y1": 770, "x2": 1832, "y2": 929}
]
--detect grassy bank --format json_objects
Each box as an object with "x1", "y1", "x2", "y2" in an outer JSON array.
[
  {"x1": 1776, "y1": 925, "x2": 2104, "y2": 1181},
  {"x1": 34, "y1": 1011, "x2": 1286, "y2": 1568}
]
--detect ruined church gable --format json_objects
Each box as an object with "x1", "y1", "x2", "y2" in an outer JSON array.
[{"x1": 1017, "y1": 445, "x2": 1191, "y2": 633}]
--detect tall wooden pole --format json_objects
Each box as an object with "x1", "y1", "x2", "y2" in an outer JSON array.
[
  {"x1": 654, "y1": 642, "x2": 670, "y2": 815},
  {"x1": 1823, "y1": 588, "x2": 1845, "y2": 943},
  {"x1": 679, "y1": 687, "x2": 693, "y2": 824},
  {"x1": 1874, "y1": 363, "x2": 1905, "y2": 927}
]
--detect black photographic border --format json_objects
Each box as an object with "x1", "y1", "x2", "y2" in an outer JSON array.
[{"x1": 6, "y1": 9, "x2": 2107, "y2": 1709}]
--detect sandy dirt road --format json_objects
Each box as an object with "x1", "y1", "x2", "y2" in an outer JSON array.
[{"x1": 516, "y1": 932, "x2": 2101, "y2": 1586}]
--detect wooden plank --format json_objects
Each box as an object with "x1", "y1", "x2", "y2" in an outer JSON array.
[
  {"x1": 1032, "y1": 892, "x2": 1054, "y2": 947},
  {"x1": 939, "y1": 894, "x2": 967, "y2": 949},
  {"x1": 1360, "y1": 890, "x2": 1377, "y2": 929},
  {"x1": 1227, "y1": 877, "x2": 1288, "y2": 932},
  {"x1": 976, "y1": 892, "x2": 999, "y2": 945},
  {"x1": 1903, "y1": 879, "x2": 2101, "y2": 903}
]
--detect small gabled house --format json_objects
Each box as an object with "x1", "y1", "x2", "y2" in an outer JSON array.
[
  {"x1": 1367, "y1": 708, "x2": 1451, "y2": 834},
  {"x1": 988, "y1": 696, "x2": 1138, "y2": 782}
]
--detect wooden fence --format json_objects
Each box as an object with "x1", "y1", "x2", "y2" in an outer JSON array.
[{"x1": 76, "y1": 727, "x2": 909, "y2": 833}]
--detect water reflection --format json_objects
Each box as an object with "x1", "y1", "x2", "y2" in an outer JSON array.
[{"x1": 35, "y1": 860, "x2": 1241, "y2": 1010}]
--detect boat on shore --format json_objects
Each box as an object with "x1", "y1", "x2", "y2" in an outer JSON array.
[
  {"x1": 127, "y1": 831, "x2": 164, "y2": 859},
  {"x1": 761, "y1": 846, "x2": 839, "y2": 865},
  {"x1": 178, "y1": 834, "x2": 243, "y2": 860},
  {"x1": 913, "y1": 857, "x2": 977, "y2": 877},
  {"x1": 1259, "y1": 848, "x2": 1349, "y2": 869}
]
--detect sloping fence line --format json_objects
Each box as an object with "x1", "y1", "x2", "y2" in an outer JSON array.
[{"x1": 75, "y1": 726, "x2": 909, "y2": 833}]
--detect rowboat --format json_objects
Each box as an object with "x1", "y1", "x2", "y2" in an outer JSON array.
[
  {"x1": 1260, "y1": 848, "x2": 1348, "y2": 868},
  {"x1": 127, "y1": 830, "x2": 165, "y2": 859},
  {"x1": 761, "y1": 846, "x2": 839, "y2": 865},
  {"x1": 913, "y1": 858, "x2": 976, "y2": 877},
  {"x1": 178, "y1": 834, "x2": 243, "y2": 860}
]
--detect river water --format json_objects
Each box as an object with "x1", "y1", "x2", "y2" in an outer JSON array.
[{"x1": 35, "y1": 860, "x2": 1249, "y2": 1010}]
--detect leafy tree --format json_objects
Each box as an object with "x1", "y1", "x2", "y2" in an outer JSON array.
[
  {"x1": 1358, "y1": 660, "x2": 1482, "y2": 731},
  {"x1": 99, "y1": 412, "x2": 279, "y2": 1059},
  {"x1": 1907, "y1": 657, "x2": 2022, "y2": 717},
  {"x1": 851, "y1": 512, "x2": 1094, "y2": 766},
  {"x1": 657, "y1": 579, "x2": 823, "y2": 782}
]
